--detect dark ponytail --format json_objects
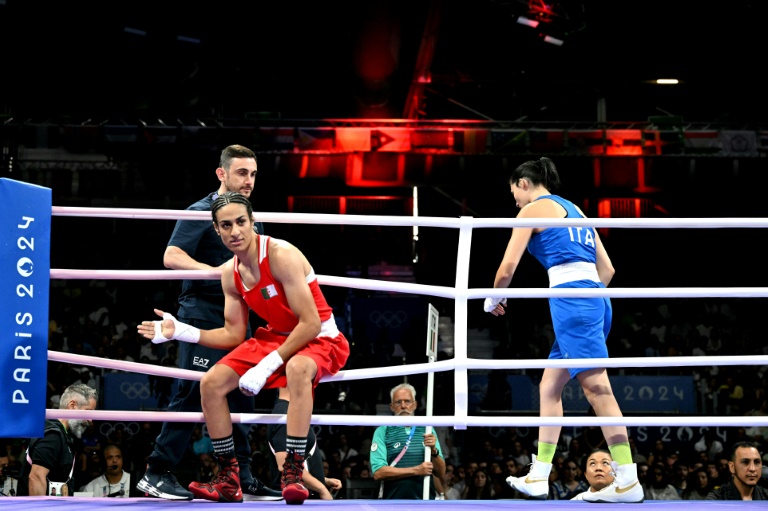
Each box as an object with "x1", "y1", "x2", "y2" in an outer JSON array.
[{"x1": 509, "y1": 156, "x2": 561, "y2": 192}]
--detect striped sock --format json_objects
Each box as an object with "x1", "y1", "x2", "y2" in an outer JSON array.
[
  {"x1": 211, "y1": 435, "x2": 236, "y2": 457},
  {"x1": 286, "y1": 436, "x2": 307, "y2": 457}
]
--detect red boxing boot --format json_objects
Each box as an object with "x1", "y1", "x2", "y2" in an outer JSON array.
[
  {"x1": 281, "y1": 450, "x2": 309, "y2": 505},
  {"x1": 188, "y1": 454, "x2": 243, "y2": 503}
]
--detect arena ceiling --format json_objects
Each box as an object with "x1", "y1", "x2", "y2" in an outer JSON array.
[{"x1": 3, "y1": 0, "x2": 767, "y2": 126}]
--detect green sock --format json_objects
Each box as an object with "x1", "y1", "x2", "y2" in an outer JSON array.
[
  {"x1": 608, "y1": 442, "x2": 633, "y2": 465},
  {"x1": 537, "y1": 442, "x2": 557, "y2": 464}
]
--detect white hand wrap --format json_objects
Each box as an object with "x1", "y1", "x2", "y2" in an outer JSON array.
[
  {"x1": 239, "y1": 351, "x2": 284, "y2": 395},
  {"x1": 151, "y1": 312, "x2": 200, "y2": 344},
  {"x1": 483, "y1": 297, "x2": 507, "y2": 313}
]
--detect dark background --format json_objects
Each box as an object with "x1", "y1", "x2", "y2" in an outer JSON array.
[{"x1": 2, "y1": 0, "x2": 767, "y2": 124}]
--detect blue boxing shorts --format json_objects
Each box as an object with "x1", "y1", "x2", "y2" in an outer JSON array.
[{"x1": 547, "y1": 280, "x2": 612, "y2": 379}]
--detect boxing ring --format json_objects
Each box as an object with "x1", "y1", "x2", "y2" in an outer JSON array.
[{"x1": 5, "y1": 179, "x2": 768, "y2": 508}]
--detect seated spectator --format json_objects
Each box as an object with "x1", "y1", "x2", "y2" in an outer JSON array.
[
  {"x1": 574, "y1": 425, "x2": 607, "y2": 461},
  {"x1": 683, "y1": 467, "x2": 713, "y2": 500},
  {"x1": 79, "y1": 424, "x2": 103, "y2": 458},
  {"x1": 671, "y1": 458, "x2": 690, "y2": 497},
  {"x1": 717, "y1": 376, "x2": 744, "y2": 414},
  {"x1": 437, "y1": 463, "x2": 455, "y2": 499},
  {"x1": 646, "y1": 439, "x2": 669, "y2": 467},
  {"x1": 566, "y1": 438, "x2": 587, "y2": 466},
  {"x1": 492, "y1": 459, "x2": 519, "y2": 499},
  {"x1": 80, "y1": 444, "x2": 130, "y2": 498},
  {"x1": 695, "y1": 430, "x2": 724, "y2": 462},
  {"x1": 461, "y1": 468, "x2": 494, "y2": 499},
  {"x1": 665, "y1": 450, "x2": 680, "y2": 470},
  {"x1": 509, "y1": 441, "x2": 530, "y2": 468},
  {"x1": 706, "y1": 441, "x2": 768, "y2": 501},
  {"x1": 646, "y1": 463, "x2": 681, "y2": 500},
  {"x1": 446, "y1": 465, "x2": 466, "y2": 500},
  {"x1": 715, "y1": 455, "x2": 732, "y2": 485},
  {"x1": 763, "y1": 453, "x2": 768, "y2": 481},
  {"x1": 549, "y1": 457, "x2": 588, "y2": 500},
  {"x1": 636, "y1": 461, "x2": 650, "y2": 495},
  {"x1": 572, "y1": 449, "x2": 615, "y2": 500},
  {"x1": 0, "y1": 449, "x2": 19, "y2": 497},
  {"x1": 705, "y1": 461, "x2": 724, "y2": 489},
  {"x1": 551, "y1": 452, "x2": 566, "y2": 472},
  {"x1": 629, "y1": 438, "x2": 647, "y2": 464}
]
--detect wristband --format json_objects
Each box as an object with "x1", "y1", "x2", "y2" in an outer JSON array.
[
  {"x1": 483, "y1": 297, "x2": 507, "y2": 313},
  {"x1": 152, "y1": 312, "x2": 200, "y2": 344}
]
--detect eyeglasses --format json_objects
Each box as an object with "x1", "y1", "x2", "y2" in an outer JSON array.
[{"x1": 393, "y1": 399, "x2": 414, "y2": 406}]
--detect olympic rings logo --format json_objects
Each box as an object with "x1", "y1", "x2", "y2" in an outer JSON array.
[
  {"x1": 369, "y1": 310, "x2": 408, "y2": 328},
  {"x1": 99, "y1": 422, "x2": 141, "y2": 438},
  {"x1": 120, "y1": 381, "x2": 151, "y2": 400},
  {"x1": 487, "y1": 427, "x2": 531, "y2": 439}
]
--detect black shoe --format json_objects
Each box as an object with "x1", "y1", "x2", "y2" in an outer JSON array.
[
  {"x1": 242, "y1": 477, "x2": 284, "y2": 501},
  {"x1": 137, "y1": 467, "x2": 193, "y2": 500}
]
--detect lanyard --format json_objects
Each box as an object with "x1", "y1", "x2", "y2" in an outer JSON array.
[
  {"x1": 379, "y1": 426, "x2": 418, "y2": 499},
  {"x1": 390, "y1": 426, "x2": 416, "y2": 467}
]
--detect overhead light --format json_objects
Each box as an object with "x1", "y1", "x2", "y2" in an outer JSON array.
[
  {"x1": 177, "y1": 35, "x2": 201, "y2": 45},
  {"x1": 123, "y1": 27, "x2": 146, "y2": 37},
  {"x1": 656, "y1": 78, "x2": 679, "y2": 85},
  {"x1": 543, "y1": 35, "x2": 564, "y2": 46},
  {"x1": 516, "y1": 15, "x2": 540, "y2": 28}
]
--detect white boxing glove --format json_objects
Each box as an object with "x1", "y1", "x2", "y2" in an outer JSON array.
[
  {"x1": 239, "y1": 350, "x2": 284, "y2": 395},
  {"x1": 152, "y1": 312, "x2": 201, "y2": 344},
  {"x1": 483, "y1": 297, "x2": 507, "y2": 313}
]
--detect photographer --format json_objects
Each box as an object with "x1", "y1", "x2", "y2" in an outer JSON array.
[{"x1": 1, "y1": 449, "x2": 20, "y2": 497}]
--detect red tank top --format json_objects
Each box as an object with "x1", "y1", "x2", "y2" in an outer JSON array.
[{"x1": 233, "y1": 235, "x2": 333, "y2": 333}]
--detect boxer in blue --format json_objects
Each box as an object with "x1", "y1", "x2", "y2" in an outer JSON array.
[{"x1": 484, "y1": 157, "x2": 643, "y2": 503}]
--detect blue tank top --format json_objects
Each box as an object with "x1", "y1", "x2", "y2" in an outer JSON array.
[{"x1": 526, "y1": 195, "x2": 597, "y2": 271}]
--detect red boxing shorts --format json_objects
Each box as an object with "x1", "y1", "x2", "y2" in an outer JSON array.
[{"x1": 217, "y1": 326, "x2": 350, "y2": 389}]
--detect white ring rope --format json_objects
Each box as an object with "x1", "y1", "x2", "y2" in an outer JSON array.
[
  {"x1": 47, "y1": 206, "x2": 768, "y2": 430},
  {"x1": 52, "y1": 206, "x2": 768, "y2": 229},
  {"x1": 48, "y1": 350, "x2": 768, "y2": 378},
  {"x1": 48, "y1": 408, "x2": 768, "y2": 428},
  {"x1": 47, "y1": 269, "x2": 768, "y2": 299}
]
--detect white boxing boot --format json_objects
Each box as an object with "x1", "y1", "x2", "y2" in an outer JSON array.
[
  {"x1": 582, "y1": 461, "x2": 644, "y2": 503},
  {"x1": 506, "y1": 453, "x2": 551, "y2": 499}
]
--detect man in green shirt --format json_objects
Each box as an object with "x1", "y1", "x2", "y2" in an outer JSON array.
[{"x1": 370, "y1": 383, "x2": 445, "y2": 499}]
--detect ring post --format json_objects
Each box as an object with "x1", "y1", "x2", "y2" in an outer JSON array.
[
  {"x1": 423, "y1": 303, "x2": 439, "y2": 499},
  {"x1": 0, "y1": 178, "x2": 51, "y2": 438}
]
